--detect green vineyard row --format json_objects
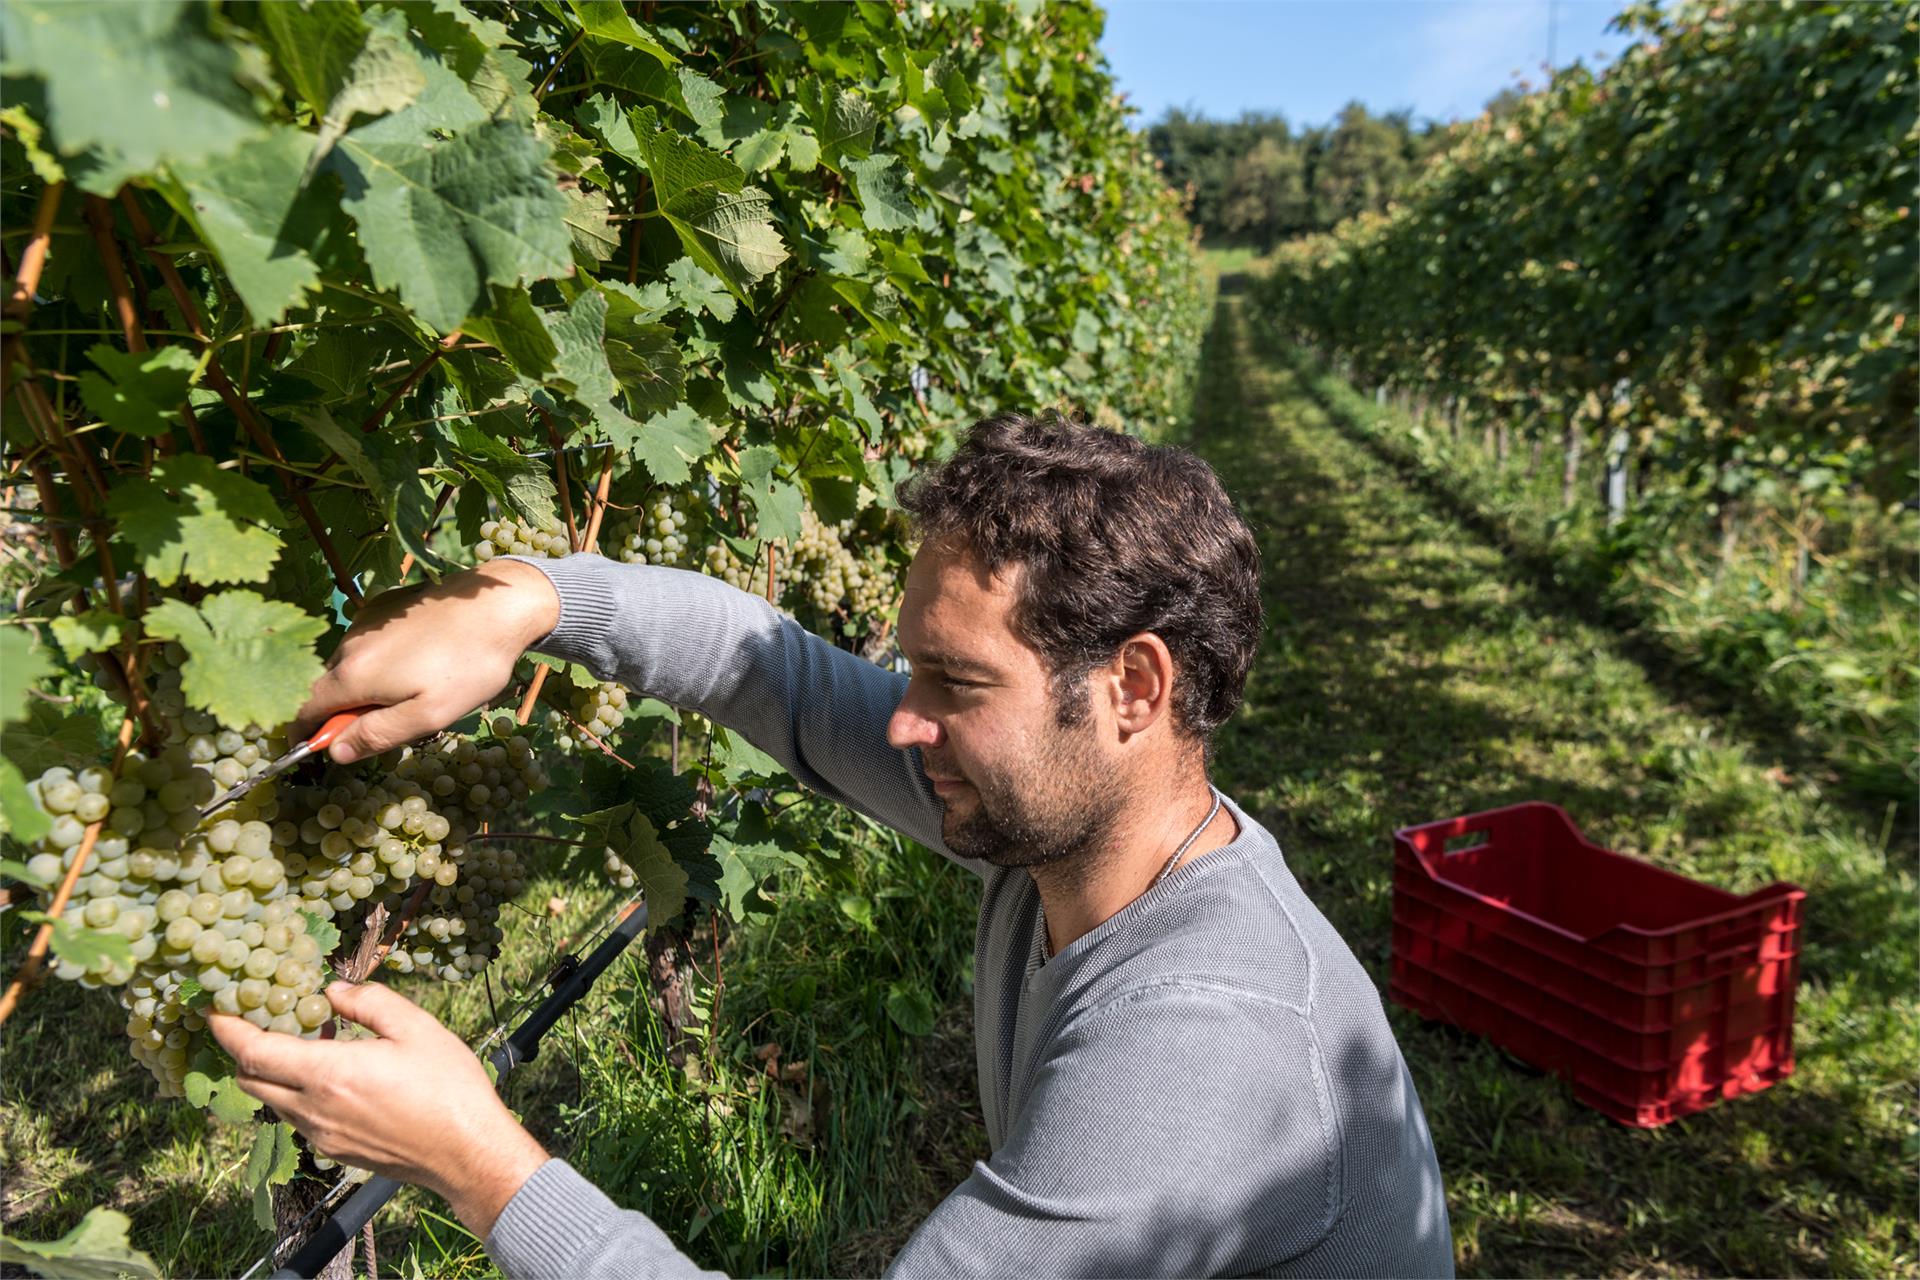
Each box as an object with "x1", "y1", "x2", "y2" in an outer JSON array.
[{"x1": 0, "y1": 0, "x2": 1204, "y2": 1262}]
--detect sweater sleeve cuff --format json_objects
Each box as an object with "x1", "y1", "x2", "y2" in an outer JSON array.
[
  {"x1": 502, "y1": 554, "x2": 620, "y2": 673},
  {"x1": 485, "y1": 1158, "x2": 623, "y2": 1279}
]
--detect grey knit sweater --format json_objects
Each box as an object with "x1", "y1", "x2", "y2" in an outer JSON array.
[{"x1": 488, "y1": 554, "x2": 1453, "y2": 1279}]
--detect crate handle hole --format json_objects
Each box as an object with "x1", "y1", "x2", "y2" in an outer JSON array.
[{"x1": 1442, "y1": 829, "x2": 1491, "y2": 856}]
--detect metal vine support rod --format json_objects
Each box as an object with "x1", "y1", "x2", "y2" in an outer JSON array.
[{"x1": 261, "y1": 898, "x2": 651, "y2": 1280}]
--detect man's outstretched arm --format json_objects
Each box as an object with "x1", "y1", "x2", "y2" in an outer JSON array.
[{"x1": 297, "y1": 555, "x2": 947, "y2": 857}]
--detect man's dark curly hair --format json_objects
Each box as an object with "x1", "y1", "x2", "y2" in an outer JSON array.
[{"x1": 898, "y1": 412, "x2": 1263, "y2": 752}]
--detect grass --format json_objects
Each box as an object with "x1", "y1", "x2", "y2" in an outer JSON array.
[
  {"x1": 1271, "y1": 347, "x2": 1919, "y2": 824},
  {"x1": 5, "y1": 284, "x2": 1913, "y2": 1279},
  {"x1": 1184, "y1": 289, "x2": 1918, "y2": 1277}
]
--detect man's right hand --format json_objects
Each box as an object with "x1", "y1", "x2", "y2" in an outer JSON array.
[{"x1": 294, "y1": 558, "x2": 562, "y2": 764}]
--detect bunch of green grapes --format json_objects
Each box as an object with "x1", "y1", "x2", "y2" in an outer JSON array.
[
  {"x1": 701, "y1": 527, "x2": 773, "y2": 598},
  {"x1": 274, "y1": 774, "x2": 457, "y2": 915},
  {"x1": 470, "y1": 515, "x2": 569, "y2": 561},
  {"x1": 785, "y1": 509, "x2": 899, "y2": 618},
  {"x1": 23, "y1": 747, "x2": 343, "y2": 1095},
  {"x1": 373, "y1": 842, "x2": 527, "y2": 982},
  {"x1": 387, "y1": 720, "x2": 548, "y2": 829},
  {"x1": 613, "y1": 491, "x2": 703, "y2": 567},
  {"x1": 603, "y1": 847, "x2": 638, "y2": 889}
]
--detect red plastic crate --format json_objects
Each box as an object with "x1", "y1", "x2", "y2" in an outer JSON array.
[{"x1": 1389, "y1": 802, "x2": 1805, "y2": 1127}]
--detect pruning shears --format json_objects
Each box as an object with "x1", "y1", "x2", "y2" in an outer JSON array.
[{"x1": 198, "y1": 709, "x2": 371, "y2": 819}]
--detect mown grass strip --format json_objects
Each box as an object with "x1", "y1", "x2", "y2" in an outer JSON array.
[{"x1": 1186, "y1": 290, "x2": 1916, "y2": 1278}]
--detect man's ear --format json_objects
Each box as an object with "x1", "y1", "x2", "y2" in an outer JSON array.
[{"x1": 1108, "y1": 632, "x2": 1176, "y2": 736}]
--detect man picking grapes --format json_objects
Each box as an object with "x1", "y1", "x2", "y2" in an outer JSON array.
[{"x1": 212, "y1": 414, "x2": 1453, "y2": 1278}]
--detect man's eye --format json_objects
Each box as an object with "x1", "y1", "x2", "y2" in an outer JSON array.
[{"x1": 939, "y1": 675, "x2": 977, "y2": 691}]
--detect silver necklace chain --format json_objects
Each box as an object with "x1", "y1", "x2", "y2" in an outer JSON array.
[{"x1": 1147, "y1": 786, "x2": 1224, "y2": 894}]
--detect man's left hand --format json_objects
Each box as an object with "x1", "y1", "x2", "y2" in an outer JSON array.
[{"x1": 210, "y1": 980, "x2": 549, "y2": 1237}]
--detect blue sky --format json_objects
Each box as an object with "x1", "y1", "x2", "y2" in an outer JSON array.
[{"x1": 1100, "y1": 1, "x2": 1640, "y2": 128}]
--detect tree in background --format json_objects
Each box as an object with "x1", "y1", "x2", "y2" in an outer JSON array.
[{"x1": 1145, "y1": 103, "x2": 1442, "y2": 245}]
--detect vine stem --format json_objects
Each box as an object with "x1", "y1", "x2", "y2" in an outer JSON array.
[
  {"x1": 117, "y1": 194, "x2": 363, "y2": 606},
  {"x1": 82, "y1": 195, "x2": 148, "y2": 353},
  {"x1": 0, "y1": 708, "x2": 138, "y2": 1025},
  {"x1": 358, "y1": 332, "x2": 460, "y2": 436},
  {"x1": 540, "y1": 408, "x2": 582, "y2": 552},
  {"x1": 5, "y1": 180, "x2": 62, "y2": 319},
  {"x1": 516, "y1": 448, "x2": 613, "y2": 723}
]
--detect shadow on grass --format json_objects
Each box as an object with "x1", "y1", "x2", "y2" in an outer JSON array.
[{"x1": 1271, "y1": 336, "x2": 1915, "y2": 839}]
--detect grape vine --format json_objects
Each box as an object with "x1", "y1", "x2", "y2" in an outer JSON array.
[{"x1": 0, "y1": 0, "x2": 1205, "y2": 1270}]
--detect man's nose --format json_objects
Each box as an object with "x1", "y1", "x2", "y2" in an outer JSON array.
[{"x1": 886, "y1": 693, "x2": 943, "y2": 752}]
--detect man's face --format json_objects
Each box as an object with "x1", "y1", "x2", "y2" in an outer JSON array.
[{"x1": 885, "y1": 539, "x2": 1126, "y2": 868}]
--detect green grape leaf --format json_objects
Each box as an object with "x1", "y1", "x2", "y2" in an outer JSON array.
[
  {"x1": 737, "y1": 445, "x2": 804, "y2": 542},
  {"x1": 299, "y1": 909, "x2": 342, "y2": 957},
  {"x1": 461, "y1": 286, "x2": 558, "y2": 381},
  {"x1": 659, "y1": 187, "x2": 788, "y2": 304},
  {"x1": 885, "y1": 980, "x2": 937, "y2": 1036},
  {"x1": 828, "y1": 277, "x2": 908, "y2": 345},
  {"x1": 0, "y1": 0, "x2": 264, "y2": 193},
  {"x1": 710, "y1": 726, "x2": 787, "y2": 784},
  {"x1": 0, "y1": 629, "x2": 55, "y2": 727},
  {"x1": 246, "y1": 1122, "x2": 302, "y2": 1229},
  {"x1": 164, "y1": 126, "x2": 339, "y2": 325},
  {"x1": 332, "y1": 117, "x2": 573, "y2": 334},
  {"x1": 142, "y1": 591, "x2": 327, "y2": 731},
  {"x1": 296, "y1": 408, "x2": 446, "y2": 576},
  {"x1": 846, "y1": 155, "x2": 918, "y2": 232},
  {"x1": 0, "y1": 103, "x2": 64, "y2": 183},
  {"x1": 175, "y1": 976, "x2": 211, "y2": 1011},
  {"x1": 308, "y1": 10, "x2": 428, "y2": 175},
  {"x1": 280, "y1": 325, "x2": 407, "y2": 403},
  {"x1": 626, "y1": 405, "x2": 713, "y2": 487},
  {"x1": 0, "y1": 759, "x2": 50, "y2": 844},
  {"x1": 256, "y1": 0, "x2": 367, "y2": 110},
  {"x1": 108, "y1": 456, "x2": 287, "y2": 587},
  {"x1": 542, "y1": 288, "x2": 644, "y2": 444},
  {"x1": 48, "y1": 610, "x2": 132, "y2": 663},
  {"x1": 0, "y1": 857, "x2": 51, "y2": 889},
  {"x1": 732, "y1": 127, "x2": 787, "y2": 175},
  {"x1": 77, "y1": 345, "x2": 198, "y2": 439},
  {"x1": 0, "y1": 1206, "x2": 161, "y2": 1280},
  {"x1": 628, "y1": 104, "x2": 742, "y2": 198},
  {"x1": 22, "y1": 913, "x2": 134, "y2": 972},
  {"x1": 567, "y1": 0, "x2": 679, "y2": 66},
  {"x1": 1, "y1": 700, "x2": 102, "y2": 774},
  {"x1": 665, "y1": 257, "x2": 738, "y2": 322},
  {"x1": 603, "y1": 323, "x2": 685, "y2": 420},
  {"x1": 182, "y1": 1067, "x2": 261, "y2": 1124},
  {"x1": 568, "y1": 804, "x2": 688, "y2": 931},
  {"x1": 564, "y1": 187, "x2": 620, "y2": 263},
  {"x1": 709, "y1": 828, "x2": 803, "y2": 922},
  {"x1": 443, "y1": 422, "x2": 558, "y2": 529},
  {"x1": 801, "y1": 85, "x2": 877, "y2": 171},
  {"x1": 628, "y1": 107, "x2": 786, "y2": 302}
]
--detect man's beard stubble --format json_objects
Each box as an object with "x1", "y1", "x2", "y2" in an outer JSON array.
[{"x1": 934, "y1": 711, "x2": 1128, "y2": 874}]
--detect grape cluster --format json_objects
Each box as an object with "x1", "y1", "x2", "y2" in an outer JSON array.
[
  {"x1": 470, "y1": 515, "x2": 570, "y2": 562},
  {"x1": 19, "y1": 637, "x2": 556, "y2": 1098},
  {"x1": 698, "y1": 512, "x2": 898, "y2": 621},
  {"x1": 613, "y1": 492, "x2": 702, "y2": 568},
  {"x1": 22, "y1": 745, "x2": 342, "y2": 1095},
  {"x1": 604, "y1": 848, "x2": 638, "y2": 889},
  {"x1": 379, "y1": 842, "x2": 528, "y2": 981},
  {"x1": 702, "y1": 527, "x2": 773, "y2": 598},
  {"x1": 785, "y1": 509, "x2": 897, "y2": 619},
  {"x1": 387, "y1": 719, "x2": 549, "y2": 829}
]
